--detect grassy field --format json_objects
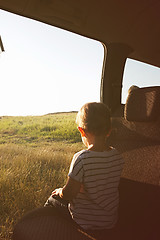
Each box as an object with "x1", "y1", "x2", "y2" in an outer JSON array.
[{"x1": 0, "y1": 113, "x2": 83, "y2": 240}]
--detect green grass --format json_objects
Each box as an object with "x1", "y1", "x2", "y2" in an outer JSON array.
[
  {"x1": 0, "y1": 112, "x2": 81, "y2": 145},
  {"x1": 0, "y1": 113, "x2": 83, "y2": 239}
]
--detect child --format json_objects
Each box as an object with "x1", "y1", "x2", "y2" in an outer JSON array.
[{"x1": 45, "y1": 102, "x2": 124, "y2": 231}]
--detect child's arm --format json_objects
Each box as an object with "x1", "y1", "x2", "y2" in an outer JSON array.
[{"x1": 52, "y1": 176, "x2": 81, "y2": 201}]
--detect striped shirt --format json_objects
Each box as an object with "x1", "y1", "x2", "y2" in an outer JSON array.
[{"x1": 68, "y1": 148, "x2": 124, "y2": 230}]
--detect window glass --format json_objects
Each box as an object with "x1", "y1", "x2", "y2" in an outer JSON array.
[{"x1": 122, "y1": 58, "x2": 160, "y2": 103}]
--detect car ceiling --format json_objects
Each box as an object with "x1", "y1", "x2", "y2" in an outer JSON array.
[{"x1": 0, "y1": 0, "x2": 160, "y2": 68}]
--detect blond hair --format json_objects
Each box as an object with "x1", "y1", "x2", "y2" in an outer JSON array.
[{"x1": 76, "y1": 102, "x2": 111, "y2": 136}]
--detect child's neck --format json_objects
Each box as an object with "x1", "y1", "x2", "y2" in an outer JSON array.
[{"x1": 86, "y1": 135, "x2": 110, "y2": 152}]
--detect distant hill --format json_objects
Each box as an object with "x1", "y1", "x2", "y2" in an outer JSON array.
[{"x1": 46, "y1": 111, "x2": 78, "y2": 115}]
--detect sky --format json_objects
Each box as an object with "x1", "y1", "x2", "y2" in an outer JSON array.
[{"x1": 0, "y1": 9, "x2": 160, "y2": 116}]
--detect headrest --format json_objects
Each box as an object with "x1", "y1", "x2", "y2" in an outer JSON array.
[{"x1": 124, "y1": 86, "x2": 160, "y2": 122}]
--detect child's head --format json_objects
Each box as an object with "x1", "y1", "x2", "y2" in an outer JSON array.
[{"x1": 76, "y1": 102, "x2": 111, "y2": 136}]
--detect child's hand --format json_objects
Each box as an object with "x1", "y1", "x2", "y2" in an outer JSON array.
[
  {"x1": 51, "y1": 177, "x2": 81, "y2": 200},
  {"x1": 52, "y1": 188, "x2": 63, "y2": 197}
]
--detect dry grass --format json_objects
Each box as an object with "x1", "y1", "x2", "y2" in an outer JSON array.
[{"x1": 0, "y1": 114, "x2": 83, "y2": 239}]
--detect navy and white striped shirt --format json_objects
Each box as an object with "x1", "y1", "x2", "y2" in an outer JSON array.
[{"x1": 68, "y1": 148, "x2": 124, "y2": 230}]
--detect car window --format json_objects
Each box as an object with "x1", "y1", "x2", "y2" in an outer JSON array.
[
  {"x1": 121, "y1": 58, "x2": 160, "y2": 103},
  {"x1": 0, "y1": 10, "x2": 104, "y2": 116}
]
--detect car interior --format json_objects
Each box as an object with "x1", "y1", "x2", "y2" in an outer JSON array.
[{"x1": 0, "y1": 0, "x2": 159, "y2": 239}]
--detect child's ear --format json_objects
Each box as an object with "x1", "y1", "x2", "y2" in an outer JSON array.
[{"x1": 78, "y1": 127, "x2": 86, "y2": 137}]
